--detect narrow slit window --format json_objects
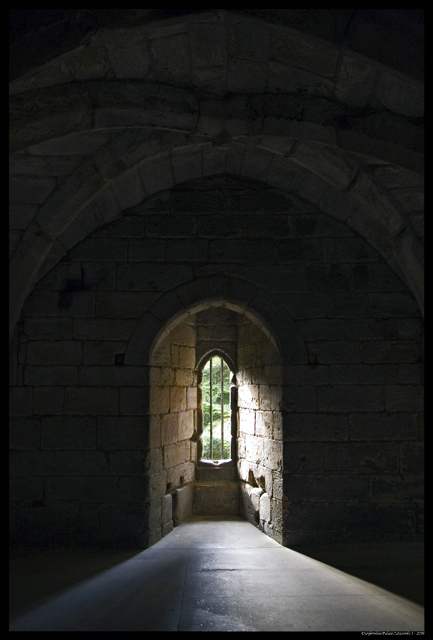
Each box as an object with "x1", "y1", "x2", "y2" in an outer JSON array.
[{"x1": 201, "y1": 356, "x2": 231, "y2": 462}]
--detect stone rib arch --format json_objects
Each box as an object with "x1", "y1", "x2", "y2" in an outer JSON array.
[
  {"x1": 125, "y1": 275, "x2": 307, "y2": 368},
  {"x1": 9, "y1": 135, "x2": 423, "y2": 344}
]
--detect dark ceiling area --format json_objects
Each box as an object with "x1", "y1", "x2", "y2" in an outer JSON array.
[{"x1": 9, "y1": 9, "x2": 424, "y2": 84}]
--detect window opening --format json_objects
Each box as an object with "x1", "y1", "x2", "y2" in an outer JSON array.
[{"x1": 201, "y1": 356, "x2": 231, "y2": 462}]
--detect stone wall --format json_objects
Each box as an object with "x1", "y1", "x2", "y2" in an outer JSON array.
[
  {"x1": 237, "y1": 316, "x2": 283, "y2": 543},
  {"x1": 148, "y1": 319, "x2": 197, "y2": 545},
  {"x1": 9, "y1": 174, "x2": 423, "y2": 547}
]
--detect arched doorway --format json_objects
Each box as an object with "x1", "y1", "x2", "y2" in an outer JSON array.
[{"x1": 146, "y1": 300, "x2": 284, "y2": 544}]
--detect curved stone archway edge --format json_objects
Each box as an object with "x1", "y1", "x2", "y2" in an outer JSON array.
[
  {"x1": 9, "y1": 131, "x2": 424, "y2": 344},
  {"x1": 124, "y1": 274, "x2": 307, "y2": 368}
]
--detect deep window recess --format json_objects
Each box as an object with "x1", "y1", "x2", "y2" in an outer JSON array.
[{"x1": 201, "y1": 356, "x2": 232, "y2": 461}]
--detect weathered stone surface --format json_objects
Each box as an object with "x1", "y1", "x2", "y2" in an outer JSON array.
[
  {"x1": 193, "y1": 481, "x2": 239, "y2": 516},
  {"x1": 324, "y1": 443, "x2": 398, "y2": 473},
  {"x1": 161, "y1": 493, "x2": 172, "y2": 524},
  {"x1": 65, "y1": 387, "x2": 119, "y2": 415},
  {"x1": 317, "y1": 385, "x2": 383, "y2": 412},
  {"x1": 349, "y1": 412, "x2": 418, "y2": 442}
]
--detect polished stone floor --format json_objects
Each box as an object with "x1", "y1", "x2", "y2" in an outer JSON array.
[{"x1": 9, "y1": 517, "x2": 424, "y2": 632}]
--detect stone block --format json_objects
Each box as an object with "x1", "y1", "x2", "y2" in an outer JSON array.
[
  {"x1": 94, "y1": 215, "x2": 147, "y2": 239},
  {"x1": 96, "y1": 291, "x2": 159, "y2": 318},
  {"x1": 78, "y1": 365, "x2": 148, "y2": 387},
  {"x1": 366, "y1": 292, "x2": 420, "y2": 318},
  {"x1": 259, "y1": 385, "x2": 282, "y2": 411},
  {"x1": 317, "y1": 385, "x2": 383, "y2": 412},
  {"x1": 79, "y1": 262, "x2": 117, "y2": 291},
  {"x1": 97, "y1": 417, "x2": 148, "y2": 450},
  {"x1": 64, "y1": 387, "x2": 118, "y2": 416},
  {"x1": 239, "y1": 409, "x2": 255, "y2": 435},
  {"x1": 283, "y1": 413, "x2": 348, "y2": 442},
  {"x1": 282, "y1": 386, "x2": 316, "y2": 412},
  {"x1": 193, "y1": 480, "x2": 239, "y2": 516},
  {"x1": 173, "y1": 485, "x2": 193, "y2": 526},
  {"x1": 262, "y1": 439, "x2": 282, "y2": 471},
  {"x1": 241, "y1": 146, "x2": 273, "y2": 182},
  {"x1": 283, "y1": 474, "x2": 368, "y2": 503},
  {"x1": 161, "y1": 493, "x2": 173, "y2": 524},
  {"x1": 162, "y1": 413, "x2": 178, "y2": 445},
  {"x1": 41, "y1": 416, "x2": 96, "y2": 450},
  {"x1": 59, "y1": 291, "x2": 95, "y2": 318},
  {"x1": 385, "y1": 385, "x2": 424, "y2": 412},
  {"x1": 370, "y1": 475, "x2": 423, "y2": 505},
  {"x1": 149, "y1": 498, "x2": 162, "y2": 531},
  {"x1": 238, "y1": 384, "x2": 259, "y2": 410},
  {"x1": 100, "y1": 502, "x2": 147, "y2": 541},
  {"x1": 23, "y1": 290, "x2": 60, "y2": 317},
  {"x1": 162, "y1": 520, "x2": 174, "y2": 537},
  {"x1": 149, "y1": 471, "x2": 168, "y2": 500},
  {"x1": 164, "y1": 442, "x2": 187, "y2": 469},
  {"x1": 374, "y1": 70, "x2": 424, "y2": 118},
  {"x1": 227, "y1": 57, "x2": 267, "y2": 93},
  {"x1": 116, "y1": 263, "x2": 194, "y2": 291},
  {"x1": 33, "y1": 387, "x2": 64, "y2": 415},
  {"x1": 335, "y1": 54, "x2": 376, "y2": 107},
  {"x1": 120, "y1": 387, "x2": 149, "y2": 415},
  {"x1": 149, "y1": 448, "x2": 163, "y2": 475},
  {"x1": 150, "y1": 33, "x2": 191, "y2": 85},
  {"x1": 9, "y1": 476, "x2": 43, "y2": 501},
  {"x1": 283, "y1": 442, "x2": 324, "y2": 473},
  {"x1": 23, "y1": 318, "x2": 72, "y2": 340},
  {"x1": 171, "y1": 345, "x2": 195, "y2": 369},
  {"x1": 244, "y1": 435, "x2": 264, "y2": 466},
  {"x1": 9, "y1": 203, "x2": 38, "y2": 230},
  {"x1": 259, "y1": 492, "x2": 271, "y2": 523},
  {"x1": 45, "y1": 476, "x2": 118, "y2": 502},
  {"x1": 25, "y1": 365, "x2": 78, "y2": 386},
  {"x1": 190, "y1": 23, "x2": 226, "y2": 67},
  {"x1": 293, "y1": 142, "x2": 358, "y2": 191},
  {"x1": 324, "y1": 443, "x2": 398, "y2": 473},
  {"x1": 282, "y1": 365, "x2": 328, "y2": 386},
  {"x1": 268, "y1": 61, "x2": 334, "y2": 97},
  {"x1": 165, "y1": 239, "x2": 208, "y2": 262},
  {"x1": 227, "y1": 14, "x2": 269, "y2": 62},
  {"x1": 69, "y1": 238, "x2": 127, "y2": 262},
  {"x1": 399, "y1": 443, "x2": 424, "y2": 474},
  {"x1": 186, "y1": 387, "x2": 198, "y2": 409},
  {"x1": 362, "y1": 341, "x2": 419, "y2": 364},
  {"x1": 101, "y1": 26, "x2": 151, "y2": 79},
  {"x1": 26, "y1": 340, "x2": 82, "y2": 365},
  {"x1": 326, "y1": 292, "x2": 365, "y2": 318},
  {"x1": 170, "y1": 387, "x2": 186, "y2": 412},
  {"x1": 139, "y1": 154, "x2": 175, "y2": 195},
  {"x1": 398, "y1": 363, "x2": 423, "y2": 384},
  {"x1": 9, "y1": 387, "x2": 32, "y2": 417},
  {"x1": 178, "y1": 410, "x2": 194, "y2": 440},
  {"x1": 255, "y1": 412, "x2": 273, "y2": 438},
  {"x1": 83, "y1": 341, "x2": 128, "y2": 365},
  {"x1": 146, "y1": 215, "x2": 195, "y2": 238},
  {"x1": 73, "y1": 318, "x2": 136, "y2": 341},
  {"x1": 349, "y1": 412, "x2": 418, "y2": 442},
  {"x1": 10, "y1": 450, "x2": 108, "y2": 476},
  {"x1": 9, "y1": 417, "x2": 40, "y2": 450},
  {"x1": 9, "y1": 176, "x2": 56, "y2": 204},
  {"x1": 109, "y1": 450, "x2": 147, "y2": 476},
  {"x1": 330, "y1": 364, "x2": 398, "y2": 385}
]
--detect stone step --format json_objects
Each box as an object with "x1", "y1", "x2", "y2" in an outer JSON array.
[
  {"x1": 193, "y1": 480, "x2": 239, "y2": 516},
  {"x1": 195, "y1": 466, "x2": 237, "y2": 482}
]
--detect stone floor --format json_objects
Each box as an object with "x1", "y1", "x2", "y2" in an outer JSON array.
[{"x1": 9, "y1": 516, "x2": 424, "y2": 632}]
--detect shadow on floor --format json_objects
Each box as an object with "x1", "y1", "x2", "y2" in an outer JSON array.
[
  {"x1": 290, "y1": 542, "x2": 424, "y2": 606},
  {"x1": 9, "y1": 548, "x2": 143, "y2": 615}
]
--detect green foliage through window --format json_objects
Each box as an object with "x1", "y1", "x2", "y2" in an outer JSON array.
[{"x1": 201, "y1": 357, "x2": 231, "y2": 460}]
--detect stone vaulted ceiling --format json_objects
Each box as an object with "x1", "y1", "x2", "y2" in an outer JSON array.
[{"x1": 9, "y1": 9, "x2": 424, "y2": 343}]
